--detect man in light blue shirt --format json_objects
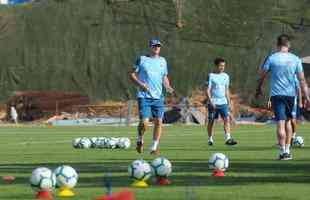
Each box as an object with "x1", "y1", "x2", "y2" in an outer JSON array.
[
  {"x1": 206, "y1": 58, "x2": 237, "y2": 146},
  {"x1": 257, "y1": 34, "x2": 310, "y2": 160},
  {"x1": 130, "y1": 38, "x2": 174, "y2": 155}
]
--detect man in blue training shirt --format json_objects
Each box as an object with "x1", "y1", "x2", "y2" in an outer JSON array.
[
  {"x1": 130, "y1": 38, "x2": 174, "y2": 155},
  {"x1": 267, "y1": 76, "x2": 302, "y2": 145},
  {"x1": 256, "y1": 34, "x2": 310, "y2": 160},
  {"x1": 206, "y1": 58, "x2": 238, "y2": 146}
]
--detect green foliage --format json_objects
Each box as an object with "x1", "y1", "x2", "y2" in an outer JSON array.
[{"x1": 0, "y1": 0, "x2": 310, "y2": 102}]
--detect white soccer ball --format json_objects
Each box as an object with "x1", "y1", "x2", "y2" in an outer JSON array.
[
  {"x1": 72, "y1": 138, "x2": 82, "y2": 149},
  {"x1": 208, "y1": 153, "x2": 229, "y2": 171},
  {"x1": 150, "y1": 157, "x2": 172, "y2": 177},
  {"x1": 97, "y1": 137, "x2": 107, "y2": 148},
  {"x1": 293, "y1": 136, "x2": 304, "y2": 147},
  {"x1": 30, "y1": 167, "x2": 56, "y2": 191},
  {"x1": 90, "y1": 137, "x2": 99, "y2": 148},
  {"x1": 107, "y1": 137, "x2": 118, "y2": 149},
  {"x1": 118, "y1": 137, "x2": 131, "y2": 149},
  {"x1": 54, "y1": 165, "x2": 78, "y2": 189},
  {"x1": 79, "y1": 137, "x2": 91, "y2": 149},
  {"x1": 128, "y1": 160, "x2": 152, "y2": 181}
]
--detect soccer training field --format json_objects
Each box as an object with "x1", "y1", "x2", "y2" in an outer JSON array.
[{"x1": 0, "y1": 124, "x2": 309, "y2": 200}]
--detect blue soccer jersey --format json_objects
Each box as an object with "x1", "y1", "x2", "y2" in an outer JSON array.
[
  {"x1": 261, "y1": 52, "x2": 303, "y2": 97},
  {"x1": 208, "y1": 72, "x2": 229, "y2": 105},
  {"x1": 134, "y1": 55, "x2": 168, "y2": 99}
]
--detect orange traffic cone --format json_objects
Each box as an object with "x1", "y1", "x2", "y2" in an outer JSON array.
[
  {"x1": 36, "y1": 190, "x2": 53, "y2": 200},
  {"x1": 212, "y1": 169, "x2": 225, "y2": 177},
  {"x1": 156, "y1": 177, "x2": 171, "y2": 185},
  {"x1": 95, "y1": 190, "x2": 134, "y2": 200}
]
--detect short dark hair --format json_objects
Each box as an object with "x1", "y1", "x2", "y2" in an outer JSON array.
[
  {"x1": 214, "y1": 58, "x2": 225, "y2": 66},
  {"x1": 277, "y1": 34, "x2": 290, "y2": 47}
]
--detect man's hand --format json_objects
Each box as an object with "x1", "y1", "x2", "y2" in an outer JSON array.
[
  {"x1": 140, "y1": 83, "x2": 149, "y2": 92},
  {"x1": 165, "y1": 86, "x2": 174, "y2": 94},
  {"x1": 209, "y1": 102, "x2": 216, "y2": 109},
  {"x1": 267, "y1": 100, "x2": 272, "y2": 109},
  {"x1": 303, "y1": 97, "x2": 310, "y2": 110}
]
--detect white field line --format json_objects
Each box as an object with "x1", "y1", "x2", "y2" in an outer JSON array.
[{"x1": 16, "y1": 140, "x2": 72, "y2": 145}]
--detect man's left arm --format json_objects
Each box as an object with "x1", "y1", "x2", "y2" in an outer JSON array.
[{"x1": 163, "y1": 75, "x2": 174, "y2": 94}]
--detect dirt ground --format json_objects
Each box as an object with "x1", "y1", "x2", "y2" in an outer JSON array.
[{"x1": 0, "y1": 90, "x2": 273, "y2": 123}]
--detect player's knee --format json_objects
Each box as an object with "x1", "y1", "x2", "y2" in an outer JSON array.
[
  {"x1": 139, "y1": 121, "x2": 148, "y2": 131},
  {"x1": 224, "y1": 117, "x2": 230, "y2": 124},
  {"x1": 153, "y1": 118, "x2": 162, "y2": 126}
]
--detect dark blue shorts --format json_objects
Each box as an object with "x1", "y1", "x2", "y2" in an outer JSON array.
[
  {"x1": 208, "y1": 104, "x2": 229, "y2": 121},
  {"x1": 138, "y1": 98, "x2": 165, "y2": 120},
  {"x1": 271, "y1": 96, "x2": 295, "y2": 121}
]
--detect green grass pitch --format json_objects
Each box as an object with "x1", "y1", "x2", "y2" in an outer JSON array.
[{"x1": 0, "y1": 124, "x2": 309, "y2": 200}]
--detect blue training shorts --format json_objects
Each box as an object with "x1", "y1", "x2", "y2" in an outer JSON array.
[
  {"x1": 137, "y1": 98, "x2": 165, "y2": 120},
  {"x1": 271, "y1": 95, "x2": 295, "y2": 121},
  {"x1": 208, "y1": 104, "x2": 229, "y2": 121}
]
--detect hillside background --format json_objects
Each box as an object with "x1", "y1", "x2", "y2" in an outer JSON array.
[{"x1": 0, "y1": 0, "x2": 310, "y2": 104}]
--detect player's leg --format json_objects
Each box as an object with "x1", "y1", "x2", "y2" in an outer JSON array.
[
  {"x1": 207, "y1": 104, "x2": 217, "y2": 145},
  {"x1": 283, "y1": 96, "x2": 295, "y2": 159},
  {"x1": 276, "y1": 120, "x2": 287, "y2": 159},
  {"x1": 291, "y1": 97, "x2": 298, "y2": 141},
  {"x1": 291, "y1": 118, "x2": 297, "y2": 141},
  {"x1": 150, "y1": 98, "x2": 165, "y2": 155},
  {"x1": 219, "y1": 104, "x2": 237, "y2": 145},
  {"x1": 150, "y1": 118, "x2": 162, "y2": 155},
  {"x1": 136, "y1": 98, "x2": 151, "y2": 153},
  {"x1": 284, "y1": 119, "x2": 292, "y2": 159},
  {"x1": 271, "y1": 96, "x2": 289, "y2": 160}
]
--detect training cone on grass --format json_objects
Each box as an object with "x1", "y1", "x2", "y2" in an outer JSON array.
[
  {"x1": 95, "y1": 173, "x2": 134, "y2": 200},
  {"x1": 131, "y1": 180, "x2": 148, "y2": 188},
  {"x1": 212, "y1": 169, "x2": 225, "y2": 177},
  {"x1": 95, "y1": 190, "x2": 134, "y2": 200},
  {"x1": 57, "y1": 187, "x2": 75, "y2": 197},
  {"x1": 36, "y1": 191, "x2": 53, "y2": 200},
  {"x1": 156, "y1": 177, "x2": 171, "y2": 185},
  {"x1": 2, "y1": 175, "x2": 15, "y2": 184}
]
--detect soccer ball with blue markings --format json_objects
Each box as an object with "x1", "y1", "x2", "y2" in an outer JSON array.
[
  {"x1": 150, "y1": 157, "x2": 172, "y2": 177},
  {"x1": 72, "y1": 138, "x2": 82, "y2": 148},
  {"x1": 208, "y1": 153, "x2": 229, "y2": 171},
  {"x1": 97, "y1": 137, "x2": 108, "y2": 148},
  {"x1": 53, "y1": 165, "x2": 78, "y2": 188},
  {"x1": 30, "y1": 167, "x2": 56, "y2": 191},
  {"x1": 128, "y1": 160, "x2": 152, "y2": 181},
  {"x1": 293, "y1": 136, "x2": 304, "y2": 148},
  {"x1": 118, "y1": 137, "x2": 131, "y2": 149},
  {"x1": 89, "y1": 137, "x2": 99, "y2": 148},
  {"x1": 107, "y1": 137, "x2": 118, "y2": 149},
  {"x1": 79, "y1": 137, "x2": 92, "y2": 149}
]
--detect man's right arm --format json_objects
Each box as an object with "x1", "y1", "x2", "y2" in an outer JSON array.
[
  {"x1": 205, "y1": 76, "x2": 214, "y2": 108},
  {"x1": 255, "y1": 69, "x2": 268, "y2": 98},
  {"x1": 297, "y1": 71, "x2": 310, "y2": 106},
  {"x1": 129, "y1": 72, "x2": 148, "y2": 91}
]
